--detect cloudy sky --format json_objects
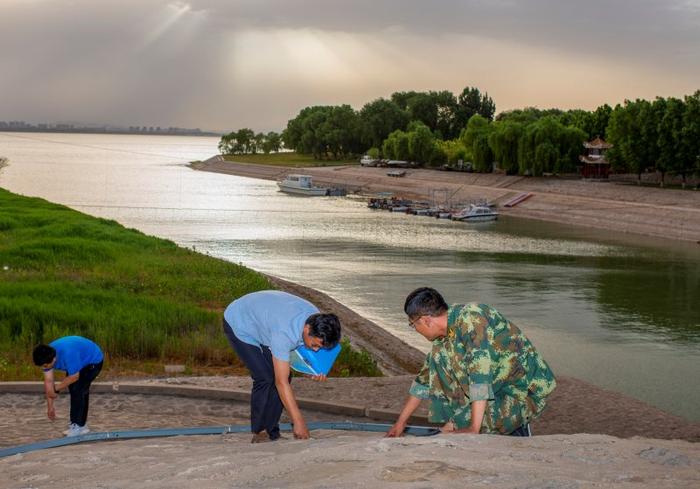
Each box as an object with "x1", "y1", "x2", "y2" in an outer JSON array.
[{"x1": 1, "y1": 0, "x2": 698, "y2": 132}]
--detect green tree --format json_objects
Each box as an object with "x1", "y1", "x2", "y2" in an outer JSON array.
[
  {"x1": 319, "y1": 105, "x2": 363, "y2": 158},
  {"x1": 262, "y1": 131, "x2": 282, "y2": 154},
  {"x1": 592, "y1": 104, "x2": 612, "y2": 139},
  {"x1": 218, "y1": 132, "x2": 235, "y2": 155},
  {"x1": 657, "y1": 97, "x2": 686, "y2": 187},
  {"x1": 455, "y1": 87, "x2": 496, "y2": 130},
  {"x1": 534, "y1": 142, "x2": 558, "y2": 176},
  {"x1": 435, "y1": 139, "x2": 469, "y2": 165},
  {"x1": 488, "y1": 121, "x2": 523, "y2": 174},
  {"x1": 359, "y1": 98, "x2": 409, "y2": 150},
  {"x1": 407, "y1": 122, "x2": 435, "y2": 164},
  {"x1": 517, "y1": 117, "x2": 585, "y2": 176},
  {"x1": 472, "y1": 134, "x2": 494, "y2": 172},
  {"x1": 461, "y1": 114, "x2": 491, "y2": 148},
  {"x1": 681, "y1": 91, "x2": 700, "y2": 188},
  {"x1": 236, "y1": 128, "x2": 255, "y2": 154},
  {"x1": 390, "y1": 91, "x2": 421, "y2": 110},
  {"x1": 382, "y1": 130, "x2": 410, "y2": 161},
  {"x1": 433, "y1": 90, "x2": 459, "y2": 139},
  {"x1": 367, "y1": 147, "x2": 380, "y2": 159},
  {"x1": 607, "y1": 101, "x2": 648, "y2": 182},
  {"x1": 406, "y1": 93, "x2": 439, "y2": 132}
]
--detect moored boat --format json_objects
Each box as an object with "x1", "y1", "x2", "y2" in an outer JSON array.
[
  {"x1": 451, "y1": 204, "x2": 499, "y2": 222},
  {"x1": 277, "y1": 174, "x2": 328, "y2": 196}
]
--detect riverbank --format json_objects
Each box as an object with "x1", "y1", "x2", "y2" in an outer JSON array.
[
  {"x1": 191, "y1": 157, "x2": 700, "y2": 242},
  {"x1": 0, "y1": 188, "x2": 379, "y2": 378}
]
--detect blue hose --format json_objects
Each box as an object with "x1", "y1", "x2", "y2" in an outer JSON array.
[{"x1": 0, "y1": 422, "x2": 439, "y2": 458}]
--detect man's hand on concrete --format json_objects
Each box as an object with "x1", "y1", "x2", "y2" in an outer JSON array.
[
  {"x1": 293, "y1": 420, "x2": 310, "y2": 439},
  {"x1": 385, "y1": 421, "x2": 406, "y2": 437}
]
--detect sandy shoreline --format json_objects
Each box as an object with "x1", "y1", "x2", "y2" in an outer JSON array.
[{"x1": 190, "y1": 158, "x2": 700, "y2": 242}]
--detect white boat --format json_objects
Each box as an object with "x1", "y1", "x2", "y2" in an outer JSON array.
[
  {"x1": 451, "y1": 205, "x2": 499, "y2": 222},
  {"x1": 277, "y1": 174, "x2": 328, "y2": 196},
  {"x1": 360, "y1": 155, "x2": 379, "y2": 167}
]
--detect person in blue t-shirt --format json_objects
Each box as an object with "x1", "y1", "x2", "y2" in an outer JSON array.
[
  {"x1": 223, "y1": 290, "x2": 341, "y2": 442},
  {"x1": 33, "y1": 336, "x2": 104, "y2": 437}
]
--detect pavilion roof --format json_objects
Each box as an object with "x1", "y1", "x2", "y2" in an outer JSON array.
[{"x1": 583, "y1": 137, "x2": 613, "y2": 149}]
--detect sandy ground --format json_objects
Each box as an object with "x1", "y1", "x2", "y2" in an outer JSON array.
[
  {"x1": 190, "y1": 158, "x2": 700, "y2": 242},
  {"x1": 0, "y1": 392, "x2": 369, "y2": 448},
  {"x1": 2, "y1": 430, "x2": 698, "y2": 489},
  {"x1": 130, "y1": 375, "x2": 700, "y2": 442}
]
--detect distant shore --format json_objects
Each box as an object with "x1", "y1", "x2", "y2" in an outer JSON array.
[{"x1": 191, "y1": 156, "x2": 700, "y2": 243}]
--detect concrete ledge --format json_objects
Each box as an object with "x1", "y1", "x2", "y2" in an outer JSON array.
[
  {"x1": 1, "y1": 382, "x2": 381, "y2": 421},
  {"x1": 366, "y1": 407, "x2": 430, "y2": 425},
  {"x1": 0, "y1": 382, "x2": 43, "y2": 393}
]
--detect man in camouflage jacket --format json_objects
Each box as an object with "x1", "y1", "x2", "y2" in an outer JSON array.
[{"x1": 387, "y1": 287, "x2": 556, "y2": 437}]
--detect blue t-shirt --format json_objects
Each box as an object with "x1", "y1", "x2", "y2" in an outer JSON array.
[
  {"x1": 224, "y1": 290, "x2": 319, "y2": 361},
  {"x1": 49, "y1": 336, "x2": 104, "y2": 375}
]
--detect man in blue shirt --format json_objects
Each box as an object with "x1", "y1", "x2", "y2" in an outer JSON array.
[
  {"x1": 223, "y1": 290, "x2": 341, "y2": 442},
  {"x1": 33, "y1": 336, "x2": 104, "y2": 437}
]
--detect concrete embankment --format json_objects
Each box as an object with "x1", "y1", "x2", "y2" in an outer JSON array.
[{"x1": 191, "y1": 157, "x2": 700, "y2": 242}]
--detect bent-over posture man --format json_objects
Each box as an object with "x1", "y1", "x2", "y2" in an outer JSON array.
[
  {"x1": 33, "y1": 336, "x2": 104, "y2": 437},
  {"x1": 223, "y1": 290, "x2": 341, "y2": 442},
  {"x1": 387, "y1": 287, "x2": 556, "y2": 437}
]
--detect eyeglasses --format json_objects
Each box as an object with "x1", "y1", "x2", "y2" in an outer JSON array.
[{"x1": 407, "y1": 317, "x2": 421, "y2": 329}]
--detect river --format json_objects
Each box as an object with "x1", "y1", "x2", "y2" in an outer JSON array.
[{"x1": 1, "y1": 132, "x2": 698, "y2": 421}]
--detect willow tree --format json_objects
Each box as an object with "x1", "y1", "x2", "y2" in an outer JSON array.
[
  {"x1": 461, "y1": 115, "x2": 494, "y2": 172},
  {"x1": 488, "y1": 121, "x2": 523, "y2": 174}
]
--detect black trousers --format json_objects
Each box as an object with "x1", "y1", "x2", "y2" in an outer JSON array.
[
  {"x1": 509, "y1": 423, "x2": 532, "y2": 437},
  {"x1": 68, "y1": 361, "x2": 103, "y2": 426},
  {"x1": 223, "y1": 320, "x2": 289, "y2": 440}
]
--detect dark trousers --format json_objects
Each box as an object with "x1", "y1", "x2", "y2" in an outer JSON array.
[
  {"x1": 223, "y1": 320, "x2": 289, "y2": 440},
  {"x1": 68, "y1": 361, "x2": 103, "y2": 427},
  {"x1": 509, "y1": 423, "x2": 532, "y2": 437}
]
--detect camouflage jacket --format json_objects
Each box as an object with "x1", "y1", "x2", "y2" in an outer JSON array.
[{"x1": 409, "y1": 304, "x2": 556, "y2": 434}]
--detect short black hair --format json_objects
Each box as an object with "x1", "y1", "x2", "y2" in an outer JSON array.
[
  {"x1": 33, "y1": 344, "x2": 56, "y2": 366},
  {"x1": 306, "y1": 313, "x2": 341, "y2": 349},
  {"x1": 404, "y1": 287, "x2": 448, "y2": 319}
]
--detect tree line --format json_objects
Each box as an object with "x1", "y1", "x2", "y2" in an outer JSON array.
[
  {"x1": 219, "y1": 89, "x2": 700, "y2": 182},
  {"x1": 218, "y1": 128, "x2": 282, "y2": 155},
  {"x1": 280, "y1": 87, "x2": 494, "y2": 160}
]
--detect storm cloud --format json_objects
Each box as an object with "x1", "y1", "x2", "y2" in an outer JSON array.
[{"x1": 1, "y1": 0, "x2": 698, "y2": 131}]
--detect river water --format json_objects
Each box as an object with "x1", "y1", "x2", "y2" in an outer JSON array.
[{"x1": 1, "y1": 132, "x2": 699, "y2": 421}]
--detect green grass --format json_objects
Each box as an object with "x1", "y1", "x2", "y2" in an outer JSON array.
[
  {"x1": 221, "y1": 152, "x2": 358, "y2": 167},
  {"x1": 0, "y1": 188, "x2": 380, "y2": 379}
]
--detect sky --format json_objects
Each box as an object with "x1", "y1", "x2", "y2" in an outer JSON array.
[{"x1": 1, "y1": 0, "x2": 698, "y2": 132}]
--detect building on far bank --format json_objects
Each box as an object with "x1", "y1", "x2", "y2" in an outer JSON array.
[{"x1": 579, "y1": 137, "x2": 613, "y2": 179}]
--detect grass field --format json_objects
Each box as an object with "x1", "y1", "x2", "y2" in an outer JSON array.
[
  {"x1": 0, "y1": 188, "x2": 380, "y2": 380},
  {"x1": 222, "y1": 152, "x2": 358, "y2": 167}
]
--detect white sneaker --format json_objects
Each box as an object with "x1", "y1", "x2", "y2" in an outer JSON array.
[{"x1": 64, "y1": 424, "x2": 90, "y2": 437}]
